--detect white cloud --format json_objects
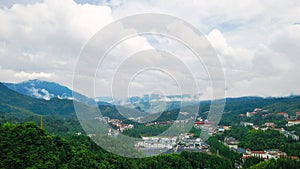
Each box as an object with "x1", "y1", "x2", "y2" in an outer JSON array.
[
  {"x1": 27, "y1": 87, "x2": 53, "y2": 100},
  {"x1": 0, "y1": 0, "x2": 114, "y2": 92},
  {"x1": 14, "y1": 71, "x2": 53, "y2": 79},
  {"x1": 1, "y1": 0, "x2": 300, "y2": 99},
  {"x1": 206, "y1": 25, "x2": 300, "y2": 97}
]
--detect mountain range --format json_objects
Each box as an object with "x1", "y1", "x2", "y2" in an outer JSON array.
[
  {"x1": 3, "y1": 79, "x2": 90, "y2": 103},
  {"x1": 1, "y1": 79, "x2": 300, "y2": 120},
  {"x1": 4, "y1": 80, "x2": 199, "y2": 106},
  {"x1": 0, "y1": 82, "x2": 76, "y2": 117},
  {"x1": 1, "y1": 79, "x2": 300, "y2": 135}
]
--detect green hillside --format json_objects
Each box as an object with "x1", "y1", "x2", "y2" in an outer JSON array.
[
  {"x1": 0, "y1": 83, "x2": 75, "y2": 116},
  {"x1": 0, "y1": 83, "x2": 83, "y2": 135},
  {"x1": 0, "y1": 122, "x2": 234, "y2": 169}
]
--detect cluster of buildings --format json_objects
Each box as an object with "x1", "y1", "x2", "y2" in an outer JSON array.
[
  {"x1": 239, "y1": 108, "x2": 262, "y2": 117},
  {"x1": 222, "y1": 137, "x2": 246, "y2": 154},
  {"x1": 238, "y1": 108, "x2": 300, "y2": 139},
  {"x1": 238, "y1": 120, "x2": 300, "y2": 140},
  {"x1": 221, "y1": 135, "x2": 299, "y2": 161},
  {"x1": 221, "y1": 136, "x2": 297, "y2": 161},
  {"x1": 242, "y1": 148, "x2": 287, "y2": 160},
  {"x1": 219, "y1": 120, "x2": 300, "y2": 161},
  {"x1": 176, "y1": 133, "x2": 210, "y2": 153},
  {"x1": 133, "y1": 115, "x2": 221, "y2": 155},
  {"x1": 193, "y1": 117, "x2": 218, "y2": 136},
  {"x1": 239, "y1": 108, "x2": 266, "y2": 117},
  {"x1": 91, "y1": 108, "x2": 300, "y2": 159},
  {"x1": 242, "y1": 148, "x2": 299, "y2": 161},
  {"x1": 134, "y1": 133, "x2": 211, "y2": 155},
  {"x1": 240, "y1": 121, "x2": 274, "y2": 131},
  {"x1": 135, "y1": 136, "x2": 177, "y2": 155},
  {"x1": 94, "y1": 116, "x2": 134, "y2": 136},
  {"x1": 144, "y1": 119, "x2": 193, "y2": 127},
  {"x1": 240, "y1": 108, "x2": 300, "y2": 122}
]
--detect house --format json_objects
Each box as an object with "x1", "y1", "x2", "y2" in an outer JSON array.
[
  {"x1": 218, "y1": 128, "x2": 225, "y2": 133},
  {"x1": 223, "y1": 126, "x2": 231, "y2": 130},
  {"x1": 280, "y1": 128, "x2": 299, "y2": 141},
  {"x1": 246, "y1": 108, "x2": 264, "y2": 117},
  {"x1": 286, "y1": 120, "x2": 300, "y2": 126},
  {"x1": 119, "y1": 124, "x2": 134, "y2": 132},
  {"x1": 296, "y1": 112, "x2": 300, "y2": 116},
  {"x1": 216, "y1": 126, "x2": 230, "y2": 133},
  {"x1": 277, "y1": 112, "x2": 288, "y2": 118},
  {"x1": 263, "y1": 122, "x2": 275, "y2": 128},
  {"x1": 246, "y1": 112, "x2": 257, "y2": 117},
  {"x1": 253, "y1": 125, "x2": 260, "y2": 130},
  {"x1": 224, "y1": 137, "x2": 239, "y2": 149},
  {"x1": 241, "y1": 122, "x2": 254, "y2": 127},
  {"x1": 254, "y1": 108, "x2": 263, "y2": 112},
  {"x1": 107, "y1": 128, "x2": 119, "y2": 137}
]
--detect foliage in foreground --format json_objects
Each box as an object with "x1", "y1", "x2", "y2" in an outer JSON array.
[
  {"x1": 1, "y1": 122, "x2": 300, "y2": 169},
  {"x1": 0, "y1": 122, "x2": 233, "y2": 169},
  {"x1": 249, "y1": 158, "x2": 300, "y2": 169}
]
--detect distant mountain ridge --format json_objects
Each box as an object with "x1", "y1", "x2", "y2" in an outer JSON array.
[
  {"x1": 2, "y1": 79, "x2": 300, "y2": 118},
  {"x1": 0, "y1": 82, "x2": 76, "y2": 117},
  {"x1": 1, "y1": 80, "x2": 300, "y2": 128},
  {"x1": 95, "y1": 94, "x2": 201, "y2": 106},
  {"x1": 3, "y1": 79, "x2": 90, "y2": 103}
]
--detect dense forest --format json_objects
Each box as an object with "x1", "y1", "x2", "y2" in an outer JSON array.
[
  {"x1": 0, "y1": 122, "x2": 234, "y2": 169},
  {"x1": 1, "y1": 122, "x2": 300, "y2": 169}
]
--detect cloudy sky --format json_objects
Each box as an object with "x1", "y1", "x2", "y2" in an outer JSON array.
[{"x1": 0, "y1": 0, "x2": 300, "y2": 99}]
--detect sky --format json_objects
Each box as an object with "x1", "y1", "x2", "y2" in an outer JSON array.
[{"x1": 0, "y1": 0, "x2": 300, "y2": 99}]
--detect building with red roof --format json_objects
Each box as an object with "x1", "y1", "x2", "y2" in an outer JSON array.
[
  {"x1": 246, "y1": 112, "x2": 257, "y2": 117},
  {"x1": 243, "y1": 148, "x2": 286, "y2": 160},
  {"x1": 287, "y1": 156, "x2": 299, "y2": 160},
  {"x1": 194, "y1": 121, "x2": 214, "y2": 125},
  {"x1": 277, "y1": 112, "x2": 288, "y2": 118}
]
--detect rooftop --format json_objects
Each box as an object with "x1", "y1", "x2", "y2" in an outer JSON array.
[{"x1": 278, "y1": 112, "x2": 288, "y2": 114}]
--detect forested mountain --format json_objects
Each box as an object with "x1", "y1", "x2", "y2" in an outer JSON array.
[
  {"x1": 0, "y1": 83, "x2": 75, "y2": 117},
  {"x1": 2, "y1": 80, "x2": 300, "y2": 127},
  {"x1": 0, "y1": 82, "x2": 84, "y2": 135},
  {"x1": 3, "y1": 79, "x2": 300, "y2": 119},
  {"x1": 3, "y1": 79, "x2": 90, "y2": 102},
  {"x1": 1, "y1": 83, "x2": 300, "y2": 168}
]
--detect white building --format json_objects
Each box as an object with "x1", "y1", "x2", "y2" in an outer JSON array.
[
  {"x1": 286, "y1": 120, "x2": 300, "y2": 126},
  {"x1": 243, "y1": 148, "x2": 286, "y2": 160}
]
